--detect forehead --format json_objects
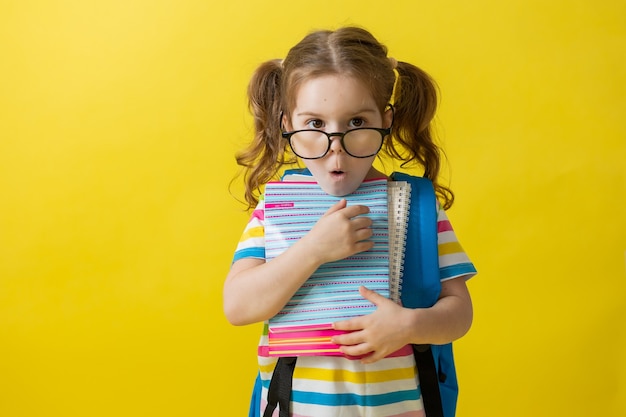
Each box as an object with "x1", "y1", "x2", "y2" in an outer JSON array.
[{"x1": 291, "y1": 75, "x2": 379, "y2": 116}]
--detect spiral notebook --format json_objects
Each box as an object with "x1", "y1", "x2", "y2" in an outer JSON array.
[{"x1": 265, "y1": 176, "x2": 411, "y2": 357}]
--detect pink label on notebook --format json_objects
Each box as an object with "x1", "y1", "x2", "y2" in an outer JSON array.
[{"x1": 265, "y1": 202, "x2": 295, "y2": 209}]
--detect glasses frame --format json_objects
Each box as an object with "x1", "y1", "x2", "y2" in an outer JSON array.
[
  {"x1": 280, "y1": 105, "x2": 394, "y2": 160},
  {"x1": 281, "y1": 127, "x2": 390, "y2": 160}
]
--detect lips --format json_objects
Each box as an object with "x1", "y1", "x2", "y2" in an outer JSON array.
[{"x1": 329, "y1": 169, "x2": 347, "y2": 181}]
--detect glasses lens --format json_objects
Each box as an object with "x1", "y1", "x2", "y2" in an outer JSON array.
[
  {"x1": 289, "y1": 131, "x2": 329, "y2": 159},
  {"x1": 343, "y1": 129, "x2": 384, "y2": 157}
]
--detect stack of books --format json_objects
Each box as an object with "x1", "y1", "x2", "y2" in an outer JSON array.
[{"x1": 264, "y1": 176, "x2": 411, "y2": 357}]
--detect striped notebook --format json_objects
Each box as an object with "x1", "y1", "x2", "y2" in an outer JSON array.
[{"x1": 265, "y1": 177, "x2": 410, "y2": 357}]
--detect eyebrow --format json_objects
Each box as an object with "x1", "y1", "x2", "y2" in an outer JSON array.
[{"x1": 294, "y1": 108, "x2": 378, "y2": 118}]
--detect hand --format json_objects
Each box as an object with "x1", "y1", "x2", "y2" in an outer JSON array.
[
  {"x1": 331, "y1": 286, "x2": 414, "y2": 364},
  {"x1": 301, "y1": 199, "x2": 374, "y2": 265}
]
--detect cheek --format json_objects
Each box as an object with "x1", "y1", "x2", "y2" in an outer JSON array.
[{"x1": 301, "y1": 159, "x2": 323, "y2": 174}]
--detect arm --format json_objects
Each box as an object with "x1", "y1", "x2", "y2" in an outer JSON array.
[
  {"x1": 332, "y1": 277, "x2": 473, "y2": 364},
  {"x1": 223, "y1": 199, "x2": 375, "y2": 326}
]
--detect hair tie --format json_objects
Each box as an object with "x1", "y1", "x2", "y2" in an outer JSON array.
[{"x1": 389, "y1": 58, "x2": 399, "y2": 106}]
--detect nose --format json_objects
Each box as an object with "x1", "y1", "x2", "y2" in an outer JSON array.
[{"x1": 327, "y1": 133, "x2": 344, "y2": 154}]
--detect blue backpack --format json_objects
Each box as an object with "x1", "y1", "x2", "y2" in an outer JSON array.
[{"x1": 248, "y1": 170, "x2": 458, "y2": 417}]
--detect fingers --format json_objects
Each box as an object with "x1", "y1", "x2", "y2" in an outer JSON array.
[
  {"x1": 333, "y1": 316, "x2": 363, "y2": 332},
  {"x1": 337, "y1": 205, "x2": 374, "y2": 238},
  {"x1": 331, "y1": 331, "x2": 378, "y2": 363},
  {"x1": 322, "y1": 202, "x2": 373, "y2": 242},
  {"x1": 312, "y1": 202, "x2": 374, "y2": 263},
  {"x1": 324, "y1": 201, "x2": 371, "y2": 219},
  {"x1": 350, "y1": 216, "x2": 373, "y2": 231},
  {"x1": 323, "y1": 199, "x2": 348, "y2": 216},
  {"x1": 340, "y1": 204, "x2": 371, "y2": 219},
  {"x1": 332, "y1": 316, "x2": 373, "y2": 347},
  {"x1": 358, "y1": 286, "x2": 386, "y2": 306}
]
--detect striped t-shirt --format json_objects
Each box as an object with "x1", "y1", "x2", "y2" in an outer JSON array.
[{"x1": 232, "y1": 188, "x2": 477, "y2": 417}]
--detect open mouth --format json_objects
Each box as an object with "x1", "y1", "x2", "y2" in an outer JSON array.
[{"x1": 329, "y1": 170, "x2": 346, "y2": 180}]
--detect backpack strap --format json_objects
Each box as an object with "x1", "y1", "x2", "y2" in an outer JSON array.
[
  {"x1": 263, "y1": 357, "x2": 297, "y2": 417},
  {"x1": 413, "y1": 345, "x2": 444, "y2": 417}
]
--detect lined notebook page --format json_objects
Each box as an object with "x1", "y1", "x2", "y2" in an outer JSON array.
[{"x1": 265, "y1": 178, "x2": 390, "y2": 329}]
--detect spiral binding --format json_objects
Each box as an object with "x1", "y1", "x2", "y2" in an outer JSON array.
[{"x1": 388, "y1": 181, "x2": 411, "y2": 303}]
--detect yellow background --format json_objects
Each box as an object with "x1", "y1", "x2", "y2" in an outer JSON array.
[{"x1": 1, "y1": 1, "x2": 624, "y2": 416}]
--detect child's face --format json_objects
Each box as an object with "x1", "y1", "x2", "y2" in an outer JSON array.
[{"x1": 285, "y1": 74, "x2": 390, "y2": 196}]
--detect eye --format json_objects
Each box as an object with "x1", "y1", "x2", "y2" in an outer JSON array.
[
  {"x1": 349, "y1": 118, "x2": 365, "y2": 128},
  {"x1": 306, "y1": 119, "x2": 324, "y2": 129}
]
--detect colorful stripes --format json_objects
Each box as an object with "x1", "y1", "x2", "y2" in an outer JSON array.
[
  {"x1": 268, "y1": 324, "x2": 345, "y2": 356},
  {"x1": 436, "y1": 209, "x2": 477, "y2": 281},
  {"x1": 258, "y1": 352, "x2": 425, "y2": 416},
  {"x1": 293, "y1": 388, "x2": 421, "y2": 407}
]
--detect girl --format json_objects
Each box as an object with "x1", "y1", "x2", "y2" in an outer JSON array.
[{"x1": 224, "y1": 27, "x2": 477, "y2": 417}]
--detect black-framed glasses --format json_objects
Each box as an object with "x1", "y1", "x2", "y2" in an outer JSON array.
[{"x1": 282, "y1": 127, "x2": 390, "y2": 159}]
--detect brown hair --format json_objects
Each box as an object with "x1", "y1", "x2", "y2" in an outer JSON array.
[{"x1": 235, "y1": 27, "x2": 454, "y2": 209}]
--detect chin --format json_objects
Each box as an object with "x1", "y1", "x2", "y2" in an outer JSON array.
[{"x1": 319, "y1": 181, "x2": 360, "y2": 197}]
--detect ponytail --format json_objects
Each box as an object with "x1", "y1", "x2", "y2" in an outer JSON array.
[
  {"x1": 235, "y1": 59, "x2": 290, "y2": 209},
  {"x1": 387, "y1": 61, "x2": 454, "y2": 209}
]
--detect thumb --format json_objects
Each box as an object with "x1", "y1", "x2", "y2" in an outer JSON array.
[{"x1": 323, "y1": 199, "x2": 347, "y2": 216}]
